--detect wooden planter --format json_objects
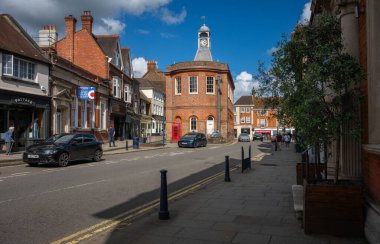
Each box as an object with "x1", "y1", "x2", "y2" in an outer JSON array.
[
  {"x1": 304, "y1": 180, "x2": 364, "y2": 237},
  {"x1": 296, "y1": 163, "x2": 324, "y2": 185}
]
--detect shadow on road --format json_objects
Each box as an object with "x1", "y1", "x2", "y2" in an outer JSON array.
[{"x1": 91, "y1": 157, "x2": 242, "y2": 243}]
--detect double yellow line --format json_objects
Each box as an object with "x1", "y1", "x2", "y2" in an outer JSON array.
[{"x1": 52, "y1": 167, "x2": 237, "y2": 244}]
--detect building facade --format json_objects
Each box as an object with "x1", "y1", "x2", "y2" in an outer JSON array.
[
  {"x1": 54, "y1": 11, "x2": 139, "y2": 141},
  {"x1": 234, "y1": 95, "x2": 290, "y2": 140},
  {"x1": 165, "y1": 24, "x2": 235, "y2": 142},
  {"x1": 0, "y1": 14, "x2": 51, "y2": 151}
]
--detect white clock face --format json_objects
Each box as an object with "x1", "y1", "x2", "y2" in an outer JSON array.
[{"x1": 200, "y1": 39, "x2": 208, "y2": 47}]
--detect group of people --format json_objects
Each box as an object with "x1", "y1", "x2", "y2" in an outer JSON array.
[{"x1": 275, "y1": 132, "x2": 292, "y2": 148}]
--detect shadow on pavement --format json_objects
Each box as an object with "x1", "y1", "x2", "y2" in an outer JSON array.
[{"x1": 91, "y1": 158, "x2": 241, "y2": 243}]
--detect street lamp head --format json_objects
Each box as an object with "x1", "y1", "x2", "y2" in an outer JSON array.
[{"x1": 217, "y1": 74, "x2": 222, "y2": 83}]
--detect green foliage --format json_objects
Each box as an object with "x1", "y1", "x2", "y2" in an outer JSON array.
[{"x1": 254, "y1": 12, "x2": 363, "y2": 182}]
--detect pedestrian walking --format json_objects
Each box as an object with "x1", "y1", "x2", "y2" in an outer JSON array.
[
  {"x1": 108, "y1": 126, "x2": 116, "y2": 147},
  {"x1": 284, "y1": 133, "x2": 291, "y2": 148},
  {"x1": 4, "y1": 126, "x2": 15, "y2": 155}
]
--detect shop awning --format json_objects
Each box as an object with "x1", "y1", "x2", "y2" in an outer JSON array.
[{"x1": 254, "y1": 130, "x2": 271, "y2": 134}]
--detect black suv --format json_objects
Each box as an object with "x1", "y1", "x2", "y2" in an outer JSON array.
[
  {"x1": 178, "y1": 132, "x2": 207, "y2": 148},
  {"x1": 23, "y1": 133, "x2": 103, "y2": 167},
  {"x1": 253, "y1": 133, "x2": 264, "y2": 141}
]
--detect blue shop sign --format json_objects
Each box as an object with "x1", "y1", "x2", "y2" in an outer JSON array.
[{"x1": 78, "y1": 87, "x2": 95, "y2": 100}]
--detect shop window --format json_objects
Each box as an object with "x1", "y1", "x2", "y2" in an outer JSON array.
[
  {"x1": 89, "y1": 100, "x2": 95, "y2": 129},
  {"x1": 81, "y1": 100, "x2": 87, "y2": 128},
  {"x1": 100, "y1": 102, "x2": 106, "y2": 129},
  {"x1": 71, "y1": 96, "x2": 78, "y2": 128}
]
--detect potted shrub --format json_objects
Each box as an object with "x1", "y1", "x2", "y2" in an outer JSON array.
[{"x1": 255, "y1": 12, "x2": 364, "y2": 237}]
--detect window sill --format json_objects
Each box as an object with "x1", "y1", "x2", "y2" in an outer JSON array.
[{"x1": 2, "y1": 75, "x2": 38, "y2": 86}]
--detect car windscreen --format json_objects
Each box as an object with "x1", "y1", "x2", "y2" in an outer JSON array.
[
  {"x1": 54, "y1": 134, "x2": 76, "y2": 144},
  {"x1": 44, "y1": 134, "x2": 65, "y2": 144},
  {"x1": 240, "y1": 133, "x2": 249, "y2": 137}
]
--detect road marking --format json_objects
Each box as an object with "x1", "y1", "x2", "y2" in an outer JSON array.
[
  {"x1": 0, "y1": 172, "x2": 30, "y2": 180},
  {"x1": 0, "y1": 179, "x2": 108, "y2": 205},
  {"x1": 51, "y1": 167, "x2": 238, "y2": 244}
]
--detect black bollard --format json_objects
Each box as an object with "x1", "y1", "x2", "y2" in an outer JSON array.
[
  {"x1": 275, "y1": 141, "x2": 278, "y2": 151},
  {"x1": 241, "y1": 146, "x2": 244, "y2": 173},
  {"x1": 159, "y1": 169, "x2": 170, "y2": 220},
  {"x1": 125, "y1": 140, "x2": 128, "y2": 150},
  {"x1": 224, "y1": 156, "x2": 231, "y2": 182},
  {"x1": 249, "y1": 145, "x2": 252, "y2": 167}
]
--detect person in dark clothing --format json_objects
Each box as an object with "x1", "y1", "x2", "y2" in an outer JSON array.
[{"x1": 108, "y1": 126, "x2": 116, "y2": 147}]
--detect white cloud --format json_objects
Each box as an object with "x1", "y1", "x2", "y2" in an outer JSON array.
[
  {"x1": 299, "y1": 1, "x2": 311, "y2": 25},
  {"x1": 234, "y1": 71, "x2": 259, "y2": 102},
  {"x1": 93, "y1": 18, "x2": 126, "y2": 35},
  {"x1": 266, "y1": 47, "x2": 279, "y2": 55},
  {"x1": 159, "y1": 7, "x2": 187, "y2": 25},
  {"x1": 0, "y1": 0, "x2": 180, "y2": 36},
  {"x1": 132, "y1": 57, "x2": 147, "y2": 78}
]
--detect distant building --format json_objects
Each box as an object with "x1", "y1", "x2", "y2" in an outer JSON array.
[
  {"x1": 0, "y1": 14, "x2": 51, "y2": 151},
  {"x1": 165, "y1": 24, "x2": 235, "y2": 142},
  {"x1": 234, "y1": 95, "x2": 292, "y2": 140}
]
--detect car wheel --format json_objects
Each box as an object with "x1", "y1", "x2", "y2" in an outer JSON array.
[
  {"x1": 58, "y1": 152, "x2": 69, "y2": 167},
  {"x1": 93, "y1": 149, "x2": 103, "y2": 162},
  {"x1": 28, "y1": 163, "x2": 38, "y2": 167}
]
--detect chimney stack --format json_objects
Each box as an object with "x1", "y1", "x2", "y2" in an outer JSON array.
[
  {"x1": 81, "y1": 10, "x2": 93, "y2": 33},
  {"x1": 65, "y1": 15, "x2": 77, "y2": 62},
  {"x1": 147, "y1": 60, "x2": 157, "y2": 72}
]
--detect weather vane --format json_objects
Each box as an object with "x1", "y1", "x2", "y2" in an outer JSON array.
[{"x1": 201, "y1": 16, "x2": 206, "y2": 25}]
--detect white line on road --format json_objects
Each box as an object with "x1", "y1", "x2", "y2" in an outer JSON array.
[
  {"x1": 0, "y1": 179, "x2": 109, "y2": 205},
  {"x1": 0, "y1": 172, "x2": 30, "y2": 180}
]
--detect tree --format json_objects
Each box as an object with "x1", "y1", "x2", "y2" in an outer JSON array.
[{"x1": 255, "y1": 12, "x2": 363, "y2": 183}]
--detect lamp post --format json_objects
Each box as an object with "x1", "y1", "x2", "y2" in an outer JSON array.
[{"x1": 217, "y1": 74, "x2": 222, "y2": 133}]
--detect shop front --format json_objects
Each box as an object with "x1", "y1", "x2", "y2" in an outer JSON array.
[
  {"x1": 109, "y1": 98, "x2": 126, "y2": 141},
  {"x1": 0, "y1": 90, "x2": 51, "y2": 151}
]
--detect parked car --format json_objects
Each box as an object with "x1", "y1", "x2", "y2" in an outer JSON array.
[
  {"x1": 23, "y1": 133, "x2": 103, "y2": 167},
  {"x1": 253, "y1": 133, "x2": 263, "y2": 141},
  {"x1": 210, "y1": 131, "x2": 220, "y2": 138},
  {"x1": 178, "y1": 132, "x2": 207, "y2": 148},
  {"x1": 238, "y1": 133, "x2": 251, "y2": 142}
]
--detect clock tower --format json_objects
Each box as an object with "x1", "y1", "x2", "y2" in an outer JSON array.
[{"x1": 194, "y1": 24, "x2": 213, "y2": 61}]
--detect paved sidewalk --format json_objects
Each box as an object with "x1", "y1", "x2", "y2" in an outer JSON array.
[
  {"x1": 0, "y1": 140, "x2": 177, "y2": 167},
  {"x1": 88, "y1": 144, "x2": 367, "y2": 244}
]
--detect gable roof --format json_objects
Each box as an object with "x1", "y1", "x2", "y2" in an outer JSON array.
[
  {"x1": 95, "y1": 35, "x2": 118, "y2": 58},
  {"x1": 142, "y1": 71, "x2": 165, "y2": 94},
  {"x1": 0, "y1": 14, "x2": 50, "y2": 64},
  {"x1": 137, "y1": 78, "x2": 164, "y2": 94},
  {"x1": 139, "y1": 90, "x2": 150, "y2": 102},
  {"x1": 234, "y1": 96, "x2": 253, "y2": 106}
]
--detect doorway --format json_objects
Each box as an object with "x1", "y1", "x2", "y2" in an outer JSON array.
[{"x1": 206, "y1": 116, "x2": 214, "y2": 135}]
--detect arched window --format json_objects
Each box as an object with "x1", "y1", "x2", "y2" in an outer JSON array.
[{"x1": 190, "y1": 117, "x2": 197, "y2": 131}]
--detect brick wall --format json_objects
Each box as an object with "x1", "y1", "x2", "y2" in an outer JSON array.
[
  {"x1": 363, "y1": 150, "x2": 380, "y2": 204},
  {"x1": 165, "y1": 65, "x2": 234, "y2": 141}
]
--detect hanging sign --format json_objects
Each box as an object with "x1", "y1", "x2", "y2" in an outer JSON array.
[{"x1": 78, "y1": 87, "x2": 95, "y2": 100}]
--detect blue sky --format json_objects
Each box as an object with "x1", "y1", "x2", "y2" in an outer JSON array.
[{"x1": 0, "y1": 0, "x2": 311, "y2": 100}]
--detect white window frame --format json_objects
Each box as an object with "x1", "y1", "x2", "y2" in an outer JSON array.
[
  {"x1": 240, "y1": 107, "x2": 245, "y2": 113},
  {"x1": 190, "y1": 117, "x2": 197, "y2": 131},
  {"x1": 241, "y1": 117, "x2": 245, "y2": 123},
  {"x1": 100, "y1": 102, "x2": 107, "y2": 130},
  {"x1": 189, "y1": 76, "x2": 198, "y2": 94},
  {"x1": 124, "y1": 84, "x2": 132, "y2": 103},
  {"x1": 246, "y1": 116, "x2": 251, "y2": 123},
  {"x1": 113, "y1": 77, "x2": 121, "y2": 98},
  {"x1": 206, "y1": 76, "x2": 215, "y2": 94},
  {"x1": 246, "y1": 107, "x2": 250, "y2": 113},
  {"x1": 71, "y1": 96, "x2": 78, "y2": 128},
  {"x1": 2, "y1": 54, "x2": 36, "y2": 82},
  {"x1": 81, "y1": 100, "x2": 87, "y2": 128}
]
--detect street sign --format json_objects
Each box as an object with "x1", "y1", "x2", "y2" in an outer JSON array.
[{"x1": 78, "y1": 87, "x2": 95, "y2": 100}]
